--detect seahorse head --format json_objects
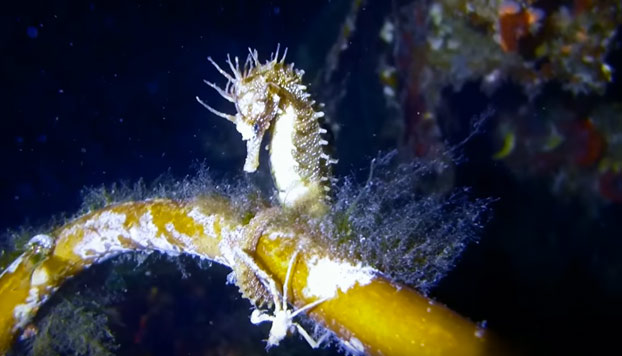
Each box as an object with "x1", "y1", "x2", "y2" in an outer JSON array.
[
  {"x1": 231, "y1": 71, "x2": 280, "y2": 171},
  {"x1": 196, "y1": 49, "x2": 282, "y2": 172}
]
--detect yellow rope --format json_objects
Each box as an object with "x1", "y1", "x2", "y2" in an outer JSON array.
[{"x1": 0, "y1": 197, "x2": 504, "y2": 355}]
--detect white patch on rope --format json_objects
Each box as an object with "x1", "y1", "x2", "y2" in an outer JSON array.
[
  {"x1": 342, "y1": 336, "x2": 366, "y2": 355},
  {"x1": 30, "y1": 267, "x2": 49, "y2": 286},
  {"x1": 13, "y1": 287, "x2": 40, "y2": 330},
  {"x1": 165, "y1": 222, "x2": 195, "y2": 250},
  {"x1": 71, "y1": 210, "x2": 186, "y2": 259},
  {"x1": 268, "y1": 230, "x2": 295, "y2": 240},
  {"x1": 216, "y1": 224, "x2": 245, "y2": 268},
  {"x1": 129, "y1": 212, "x2": 181, "y2": 255},
  {"x1": 188, "y1": 207, "x2": 217, "y2": 238},
  {"x1": 303, "y1": 256, "x2": 376, "y2": 299},
  {"x1": 72, "y1": 211, "x2": 132, "y2": 259}
]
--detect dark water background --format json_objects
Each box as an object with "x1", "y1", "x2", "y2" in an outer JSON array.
[{"x1": 1, "y1": 1, "x2": 621, "y2": 355}]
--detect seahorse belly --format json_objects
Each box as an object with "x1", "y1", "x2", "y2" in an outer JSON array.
[{"x1": 270, "y1": 104, "x2": 310, "y2": 206}]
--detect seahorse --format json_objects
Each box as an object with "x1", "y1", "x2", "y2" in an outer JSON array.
[{"x1": 196, "y1": 45, "x2": 336, "y2": 213}]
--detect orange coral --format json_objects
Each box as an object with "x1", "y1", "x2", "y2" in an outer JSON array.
[
  {"x1": 498, "y1": 1, "x2": 543, "y2": 52},
  {"x1": 569, "y1": 119, "x2": 605, "y2": 167}
]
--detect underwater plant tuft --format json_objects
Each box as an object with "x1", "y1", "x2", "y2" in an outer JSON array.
[
  {"x1": 326, "y1": 151, "x2": 491, "y2": 293},
  {"x1": 24, "y1": 299, "x2": 117, "y2": 356}
]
